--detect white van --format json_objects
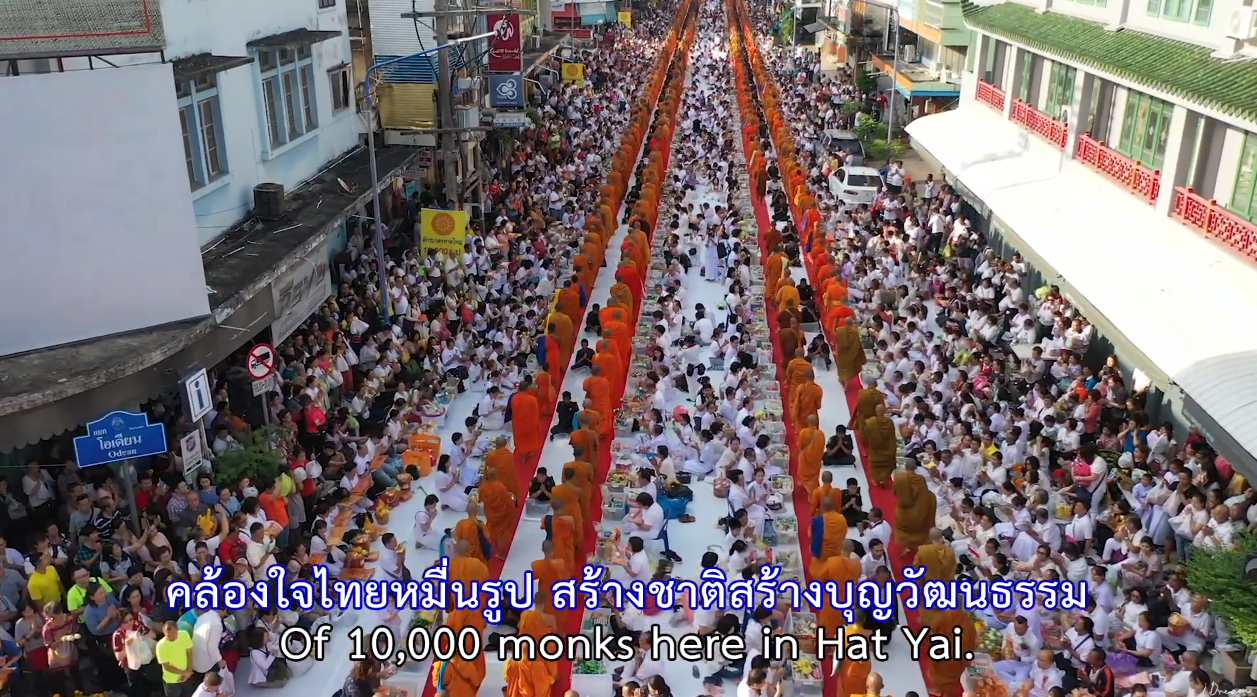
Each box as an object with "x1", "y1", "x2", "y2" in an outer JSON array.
[{"x1": 827, "y1": 166, "x2": 884, "y2": 209}]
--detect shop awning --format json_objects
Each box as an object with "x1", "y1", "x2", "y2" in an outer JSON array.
[
  {"x1": 170, "y1": 54, "x2": 254, "y2": 84},
  {"x1": 907, "y1": 106, "x2": 1257, "y2": 464}
]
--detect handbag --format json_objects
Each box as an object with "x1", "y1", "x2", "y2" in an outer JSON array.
[{"x1": 124, "y1": 630, "x2": 155, "y2": 667}]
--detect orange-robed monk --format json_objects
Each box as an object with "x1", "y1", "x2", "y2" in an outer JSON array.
[
  {"x1": 548, "y1": 315, "x2": 575, "y2": 366},
  {"x1": 555, "y1": 280, "x2": 582, "y2": 325},
  {"x1": 813, "y1": 540, "x2": 860, "y2": 633},
  {"x1": 791, "y1": 369, "x2": 823, "y2": 428},
  {"x1": 582, "y1": 366, "x2": 614, "y2": 437},
  {"x1": 784, "y1": 349, "x2": 812, "y2": 401},
  {"x1": 543, "y1": 496, "x2": 580, "y2": 571},
  {"x1": 484, "y1": 437, "x2": 520, "y2": 501},
  {"x1": 810, "y1": 471, "x2": 838, "y2": 513},
  {"x1": 530, "y1": 541, "x2": 572, "y2": 623},
  {"x1": 796, "y1": 414, "x2": 824, "y2": 493},
  {"x1": 571, "y1": 408, "x2": 601, "y2": 456},
  {"x1": 778, "y1": 317, "x2": 803, "y2": 366},
  {"x1": 593, "y1": 341, "x2": 622, "y2": 395},
  {"x1": 452, "y1": 503, "x2": 491, "y2": 564},
  {"x1": 478, "y1": 468, "x2": 515, "y2": 557},
  {"x1": 505, "y1": 610, "x2": 558, "y2": 697},
  {"x1": 511, "y1": 376, "x2": 545, "y2": 463},
  {"x1": 566, "y1": 447, "x2": 595, "y2": 525},
  {"x1": 808, "y1": 498, "x2": 850, "y2": 578},
  {"x1": 553, "y1": 468, "x2": 586, "y2": 545},
  {"x1": 446, "y1": 541, "x2": 490, "y2": 609}
]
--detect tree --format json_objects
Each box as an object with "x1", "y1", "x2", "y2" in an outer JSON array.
[
  {"x1": 211, "y1": 426, "x2": 286, "y2": 487},
  {"x1": 1186, "y1": 532, "x2": 1257, "y2": 648}
]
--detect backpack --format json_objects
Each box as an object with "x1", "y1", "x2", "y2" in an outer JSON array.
[{"x1": 219, "y1": 534, "x2": 247, "y2": 565}]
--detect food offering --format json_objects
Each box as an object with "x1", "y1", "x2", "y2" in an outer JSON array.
[{"x1": 792, "y1": 655, "x2": 823, "y2": 684}]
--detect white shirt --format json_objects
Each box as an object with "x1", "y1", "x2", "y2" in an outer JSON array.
[
  {"x1": 625, "y1": 550, "x2": 651, "y2": 583},
  {"x1": 190, "y1": 611, "x2": 224, "y2": 673},
  {"x1": 640, "y1": 503, "x2": 665, "y2": 538}
]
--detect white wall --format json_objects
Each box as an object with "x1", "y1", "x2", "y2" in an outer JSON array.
[
  {"x1": 0, "y1": 64, "x2": 210, "y2": 357},
  {"x1": 53, "y1": 0, "x2": 364, "y2": 246}
]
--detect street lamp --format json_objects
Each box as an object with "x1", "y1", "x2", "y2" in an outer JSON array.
[{"x1": 361, "y1": 31, "x2": 495, "y2": 322}]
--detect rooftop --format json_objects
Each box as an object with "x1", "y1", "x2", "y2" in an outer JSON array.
[
  {"x1": 961, "y1": 1, "x2": 1257, "y2": 124},
  {"x1": 0, "y1": 145, "x2": 420, "y2": 418}
]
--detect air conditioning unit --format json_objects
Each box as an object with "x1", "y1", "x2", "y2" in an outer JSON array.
[
  {"x1": 901, "y1": 45, "x2": 916, "y2": 63},
  {"x1": 253, "y1": 183, "x2": 285, "y2": 220},
  {"x1": 529, "y1": 35, "x2": 542, "y2": 49},
  {"x1": 1228, "y1": 7, "x2": 1257, "y2": 39}
]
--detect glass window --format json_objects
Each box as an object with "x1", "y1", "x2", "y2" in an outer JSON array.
[
  {"x1": 1067, "y1": 0, "x2": 1106, "y2": 6},
  {"x1": 329, "y1": 67, "x2": 351, "y2": 111},
  {"x1": 318, "y1": 0, "x2": 336, "y2": 7},
  {"x1": 1230, "y1": 133, "x2": 1257, "y2": 222},
  {"x1": 1117, "y1": 91, "x2": 1172, "y2": 170},
  {"x1": 179, "y1": 107, "x2": 196, "y2": 187},
  {"x1": 259, "y1": 51, "x2": 276, "y2": 72},
  {"x1": 177, "y1": 80, "x2": 228, "y2": 189},
  {"x1": 1018, "y1": 51, "x2": 1033, "y2": 103},
  {"x1": 1147, "y1": 0, "x2": 1212, "y2": 25},
  {"x1": 257, "y1": 44, "x2": 319, "y2": 149},
  {"x1": 1045, "y1": 63, "x2": 1076, "y2": 120},
  {"x1": 263, "y1": 77, "x2": 282, "y2": 148}
]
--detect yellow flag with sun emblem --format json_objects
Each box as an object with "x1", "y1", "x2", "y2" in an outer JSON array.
[
  {"x1": 561, "y1": 62, "x2": 585, "y2": 86},
  {"x1": 420, "y1": 208, "x2": 468, "y2": 254}
]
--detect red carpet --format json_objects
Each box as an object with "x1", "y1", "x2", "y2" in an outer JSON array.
[{"x1": 727, "y1": 1, "x2": 935, "y2": 692}]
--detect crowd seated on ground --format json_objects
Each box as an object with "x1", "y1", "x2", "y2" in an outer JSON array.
[{"x1": 744, "y1": 6, "x2": 1253, "y2": 697}]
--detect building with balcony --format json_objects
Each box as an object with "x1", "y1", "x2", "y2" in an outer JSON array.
[
  {"x1": 0, "y1": 0, "x2": 422, "y2": 454},
  {"x1": 905, "y1": 0, "x2": 1257, "y2": 469},
  {"x1": 845, "y1": 0, "x2": 970, "y2": 121}
]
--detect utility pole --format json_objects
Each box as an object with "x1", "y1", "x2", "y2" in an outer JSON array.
[
  {"x1": 887, "y1": 7, "x2": 899, "y2": 138},
  {"x1": 435, "y1": 0, "x2": 461, "y2": 210}
]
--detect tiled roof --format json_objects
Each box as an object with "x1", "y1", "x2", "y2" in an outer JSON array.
[{"x1": 961, "y1": 1, "x2": 1257, "y2": 124}]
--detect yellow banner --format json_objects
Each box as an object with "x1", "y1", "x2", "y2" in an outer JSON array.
[
  {"x1": 618, "y1": 10, "x2": 632, "y2": 26},
  {"x1": 420, "y1": 208, "x2": 468, "y2": 254},
  {"x1": 561, "y1": 62, "x2": 586, "y2": 86}
]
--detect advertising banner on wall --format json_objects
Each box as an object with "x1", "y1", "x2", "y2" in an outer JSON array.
[
  {"x1": 421, "y1": 209, "x2": 469, "y2": 254},
  {"x1": 489, "y1": 74, "x2": 525, "y2": 108},
  {"x1": 487, "y1": 13, "x2": 523, "y2": 72},
  {"x1": 270, "y1": 239, "x2": 332, "y2": 343}
]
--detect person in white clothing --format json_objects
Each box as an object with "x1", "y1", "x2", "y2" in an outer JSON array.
[
  {"x1": 993, "y1": 616, "x2": 1042, "y2": 685},
  {"x1": 618, "y1": 537, "x2": 652, "y2": 583},
  {"x1": 190, "y1": 609, "x2": 227, "y2": 674},
  {"x1": 412, "y1": 495, "x2": 443, "y2": 549},
  {"x1": 247, "y1": 626, "x2": 288, "y2": 687}
]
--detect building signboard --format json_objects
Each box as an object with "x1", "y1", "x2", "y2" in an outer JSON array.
[{"x1": 270, "y1": 240, "x2": 332, "y2": 343}]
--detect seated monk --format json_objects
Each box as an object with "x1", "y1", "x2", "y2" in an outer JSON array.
[
  {"x1": 863, "y1": 404, "x2": 897, "y2": 488},
  {"x1": 893, "y1": 460, "x2": 936, "y2": 559}
]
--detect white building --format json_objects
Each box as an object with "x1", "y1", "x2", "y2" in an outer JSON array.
[
  {"x1": 906, "y1": 0, "x2": 1257, "y2": 468},
  {"x1": 6, "y1": 0, "x2": 363, "y2": 247}
]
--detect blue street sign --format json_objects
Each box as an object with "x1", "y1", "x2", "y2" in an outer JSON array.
[
  {"x1": 74, "y1": 410, "x2": 168, "y2": 468},
  {"x1": 488, "y1": 74, "x2": 524, "y2": 109}
]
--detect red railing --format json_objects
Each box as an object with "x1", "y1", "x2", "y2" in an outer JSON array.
[
  {"x1": 1010, "y1": 99, "x2": 1067, "y2": 149},
  {"x1": 1074, "y1": 134, "x2": 1161, "y2": 205},
  {"x1": 1172, "y1": 187, "x2": 1257, "y2": 261},
  {"x1": 976, "y1": 80, "x2": 1006, "y2": 111}
]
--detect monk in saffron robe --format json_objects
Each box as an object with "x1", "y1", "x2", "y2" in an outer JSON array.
[
  {"x1": 775, "y1": 276, "x2": 800, "y2": 310},
  {"x1": 913, "y1": 528, "x2": 958, "y2": 625},
  {"x1": 797, "y1": 414, "x2": 825, "y2": 493},
  {"x1": 479, "y1": 468, "x2": 515, "y2": 557},
  {"x1": 850, "y1": 672, "x2": 889, "y2": 697},
  {"x1": 593, "y1": 341, "x2": 622, "y2": 397},
  {"x1": 530, "y1": 540, "x2": 571, "y2": 624},
  {"x1": 603, "y1": 309, "x2": 633, "y2": 366},
  {"x1": 833, "y1": 318, "x2": 865, "y2": 390},
  {"x1": 484, "y1": 438, "x2": 521, "y2": 501},
  {"x1": 779, "y1": 316, "x2": 803, "y2": 366},
  {"x1": 551, "y1": 471, "x2": 585, "y2": 548},
  {"x1": 609, "y1": 281, "x2": 634, "y2": 315},
  {"x1": 571, "y1": 408, "x2": 600, "y2": 458},
  {"x1": 432, "y1": 652, "x2": 484, "y2": 697},
  {"x1": 566, "y1": 448, "x2": 595, "y2": 527},
  {"x1": 446, "y1": 606, "x2": 487, "y2": 678},
  {"x1": 864, "y1": 404, "x2": 898, "y2": 487},
  {"x1": 784, "y1": 349, "x2": 812, "y2": 404},
  {"x1": 615, "y1": 263, "x2": 642, "y2": 315},
  {"x1": 893, "y1": 460, "x2": 936, "y2": 554},
  {"x1": 453, "y1": 502, "x2": 492, "y2": 562},
  {"x1": 583, "y1": 367, "x2": 614, "y2": 438},
  {"x1": 446, "y1": 541, "x2": 490, "y2": 610},
  {"x1": 810, "y1": 471, "x2": 838, "y2": 514},
  {"x1": 808, "y1": 497, "x2": 849, "y2": 578},
  {"x1": 836, "y1": 624, "x2": 873, "y2": 697},
  {"x1": 511, "y1": 377, "x2": 544, "y2": 463},
  {"x1": 926, "y1": 610, "x2": 977, "y2": 697},
  {"x1": 849, "y1": 384, "x2": 886, "y2": 431},
  {"x1": 556, "y1": 280, "x2": 583, "y2": 326},
  {"x1": 548, "y1": 315, "x2": 575, "y2": 366},
  {"x1": 537, "y1": 365, "x2": 558, "y2": 406},
  {"x1": 544, "y1": 496, "x2": 579, "y2": 571},
  {"x1": 791, "y1": 370, "x2": 823, "y2": 428},
  {"x1": 765, "y1": 245, "x2": 787, "y2": 299},
  {"x1": 573, "y1": 252, "x2": 596, "y2": 292},
  {"x1": 505, "y1": 656, "x2": 554, "y2": 697},
  {"x1": 814, "y1": 541, "x2": 860, "y2": 634}
]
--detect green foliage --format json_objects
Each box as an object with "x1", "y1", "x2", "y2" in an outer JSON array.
[
  {"x1": 840, "y1": 101, "x2": 864, "y2": 118},
  {"x1": 777, "y1": 14, "x2": 795, "y2": 44},
  {"x1": 525, "y1": 108, "x2": 540, "y2": 126},
  {"x1": 212, "y1": 426, "x2": 286, "y2": 488},
  {"x1": 1186, "y1": 532, "x2": 1257, "y2": 648},
  {"x1": 855, "y1": 118, "x2": 889, "y2": 143},
  {"x1": 856, "y1": 67, "x2": 878, "y2": 96}
]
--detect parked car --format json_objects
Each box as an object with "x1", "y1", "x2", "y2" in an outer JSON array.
[
  {"x1": 828, "y1": 166, "x2": 884, "y2": 209},
  {"x1": 821, "y1": 129, "x2": 866, "y2": 166}
]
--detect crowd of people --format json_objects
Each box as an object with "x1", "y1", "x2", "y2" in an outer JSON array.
[
  {"x1": 739, "y1": 2, "x2": 1254, "y2": 697},
  {"x1": 3, "y1": 1, "x2": 1253, "y2": 697}
]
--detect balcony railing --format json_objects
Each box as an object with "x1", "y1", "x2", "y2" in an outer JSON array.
[
  {"x1": 1010, "y1": 99, "x2": 1067, "y2": 149},
  {"x1": 1075, "y1": 134, "x2": 1161, "y2": 205},
  {"x1": 1172, "y1": 188, "x2": 1257, "y2": 261},
  {"x1": 976, "y1": 80, "x2": 1005, "y2": 111}
]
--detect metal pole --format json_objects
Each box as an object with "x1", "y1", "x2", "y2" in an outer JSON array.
[
  {"x1": 887, "y1": 8, "x2": 899, "y2": 138},
  {"x1": 365, "y1": 119, "x2": 391, "y2": 324},
  {"x1": 115, "y1": 461, "x2": 142, "y2": 535},
  {"x1": 435, "y1": 0, "x2": 461, "y2": 210}
]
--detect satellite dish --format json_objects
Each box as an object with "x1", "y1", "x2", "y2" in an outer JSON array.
[{"x1": 338, "y1": 178, "x2": 355, "y2": 194}]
